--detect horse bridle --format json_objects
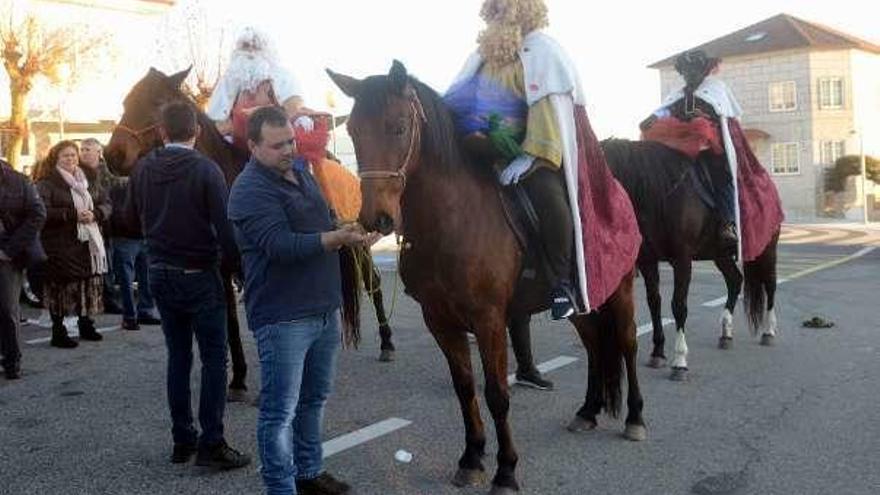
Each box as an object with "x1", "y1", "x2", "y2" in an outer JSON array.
[
  {"x1": 357, "y1": 93, "x2": 427, "y2": 187},
  {"x1": 114, "y1": 122, "x2": 160, "y2": 149}
]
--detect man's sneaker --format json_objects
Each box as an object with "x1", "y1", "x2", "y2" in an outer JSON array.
[
  {"x1": 296, "y1": 472, "x2": 351, "y2": 495},
  {"x1": 122, "y1": 319, "x2": 140, "y2": 331},
  {"x1": 514, "y1": 369, "x2": 554, "y2": 391},
  {"x1": 170, "y1": 443, "x2": 197, "y2": 464},
  {"x1": 195, "y1": 441, "x2": 251, "y2": 470},
  {"x1": 550, "y1": 288, "x2": 575, "y2": 320}
]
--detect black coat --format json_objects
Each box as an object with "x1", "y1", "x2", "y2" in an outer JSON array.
[
  {"x1": 36, "y1": 167, "x2": 111, "y2": 281},
  {"x1": 0, "y1": 160, "x2": 46, "y2": 269}
]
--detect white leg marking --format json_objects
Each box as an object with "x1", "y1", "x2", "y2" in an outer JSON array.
[
  {"x1": 671, "y1": 328, "x2": 688, "y2": 369},
  {"x1": 764, "y1": 308, "x2": 778, "y2": 337},
  {"x1": 720, "y1": 309, "x2": 734, "y2": 339}
]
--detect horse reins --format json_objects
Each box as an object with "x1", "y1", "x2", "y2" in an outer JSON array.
[
  {"x1": 114, "y1": 122, "x2": 160, "y2": 148},
  {"x1": 357, "y1": 94, "x2": 427, "y2": 186}
]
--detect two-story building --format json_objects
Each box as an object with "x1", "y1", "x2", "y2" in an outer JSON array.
[{"x1": 650, "y1": 13, "x2": 880, "y2": 220}]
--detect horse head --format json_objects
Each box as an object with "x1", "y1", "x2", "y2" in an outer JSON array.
[
  {"x1": 327, "y1": 60, "x2": 426, "y2": 236},
  {"x1": 105, "y1": 67, "x2": 191, "y2": 175}
]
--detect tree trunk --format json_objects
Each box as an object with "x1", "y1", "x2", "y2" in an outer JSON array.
[{"x1": 5, "y1": 81, "x2": 29, "y2": 171}]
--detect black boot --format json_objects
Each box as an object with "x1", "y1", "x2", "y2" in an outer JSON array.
[
  {"x1": 78, "y1": 316, "x2": 103, "y2": 341},
  {"x1": 50, "y1": 316, "x2": 78, "y2": 349}
]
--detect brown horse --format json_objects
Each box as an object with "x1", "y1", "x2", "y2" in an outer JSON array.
[
  {"x1": 329, "y1": 61, "x2": 644, "y2": 494},
  {"x1": 104, "y1": 68, "x2": 398, "y2": 396}
]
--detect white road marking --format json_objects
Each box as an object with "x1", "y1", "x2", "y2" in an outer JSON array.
[
  {"x1": 637, "y1": 318, "x2": 675, "y2": 336},
  {"x1": 25, "y1": 326, "x2": 119, "y2": 345},
  {"x1": 701, "y1": 246, "x2": 876, "y2": 306},
  {"x1": 323, "y1": 417, "x2": 412, "y2": 458}
]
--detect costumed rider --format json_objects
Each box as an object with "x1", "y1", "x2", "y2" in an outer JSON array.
[
  {"x1": 207, "y1": 27, "x2": 309, "y2": 153},
  {"x1": 641, "y1": 50, "x2": 740, "y2": 250},
  {"x1": 445, "y1": 0, "x2": 576, "y2": 321}
]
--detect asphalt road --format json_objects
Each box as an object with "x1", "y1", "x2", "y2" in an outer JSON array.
[{"x1": 1, "y1": 226, "x2": 878, "y2": 495}]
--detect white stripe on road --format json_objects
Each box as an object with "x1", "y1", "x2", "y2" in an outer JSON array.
[
  {"x1": 25, "y1": 326, "x2": 119, "y2": 345},
  {"x1": 637, "y1": 318, "x2": 675, "y2": 336},
  {"x1": 323, "y1": 417, "x2": 412, "y2": 458},
  {"x1": 507, "y1": 355, "x2": 578, "y2": 384},
  {"x1": 701, "y1": 246, "x2": 877, "y2": 307}
]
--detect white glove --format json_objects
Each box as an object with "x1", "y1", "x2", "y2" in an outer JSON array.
[
  {"x1": 293, "y1": 115, "x2": 314, "y2": 132},
  {"x1": 499, "y1": 154, "x2": 536, "y2": 185}
]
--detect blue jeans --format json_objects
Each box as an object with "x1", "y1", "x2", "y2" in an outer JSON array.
[
  {"x1": 113, "y1": 238, "x2": 157, "y2": 322},
  {"x1": 256, "y1": 310, "x2": 341, "y2": 495},
  {"x1": 150, "y1": 266, "x2": 228, "y2": 447}
]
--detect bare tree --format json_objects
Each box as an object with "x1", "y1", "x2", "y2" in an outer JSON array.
[
  {"x1": 155, "y1": 0, "x2": 234, "y2": 110},
  {"x1": 0, "y1": 4, "x2": 108, "y2": 168}
]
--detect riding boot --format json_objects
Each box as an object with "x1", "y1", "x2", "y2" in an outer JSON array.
[
  {"x1": 521, "y1": 167, "x2": 575, "y2": 319},
  {"x1": 78, "y1": 316, "x2": 103, "y2": 341},
  {"x1": 50, "y1": 314, "x2": 78, "y2": 349}
]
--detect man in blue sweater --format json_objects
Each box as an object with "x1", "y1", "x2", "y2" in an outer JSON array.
[
  {"x1": 228, "y1": 106, "x2": 377, "y2": 495},
  {"x1": 126, "y1": 101, "x2": 250, "y2": 470}
]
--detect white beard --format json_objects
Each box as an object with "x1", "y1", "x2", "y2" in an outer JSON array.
[{"x1": 225, "y1": 52, "x2": 277, "y2": 94}]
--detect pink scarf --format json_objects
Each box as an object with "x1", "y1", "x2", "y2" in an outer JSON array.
[{"x1": 56, "y1": 165, "x2": 107, "y2": 275}]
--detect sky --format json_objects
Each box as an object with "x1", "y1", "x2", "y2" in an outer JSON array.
[{"x1": 195, "y1": 0, "x2": 880, "y2": 140}]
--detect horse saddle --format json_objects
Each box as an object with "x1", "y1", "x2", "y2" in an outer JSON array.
[{"x1": 499, "y1": 185, "x2": 551, "y2": 283}]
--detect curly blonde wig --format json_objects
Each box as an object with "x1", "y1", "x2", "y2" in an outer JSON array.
[{"x1": 477, "y1": 0, "x2": 549, "y2": 67}]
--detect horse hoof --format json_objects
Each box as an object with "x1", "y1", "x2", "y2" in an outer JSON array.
[
  {"x1": 670, "y1": 367, "x2": 688, "y2": 382},
  {"x1": 378, "y1": 349, "x2": 395, "y2": 362},
  {"x1": 489, "y1": 484, "x2": 519, "y2": 495},
  {"x1": 623, "y1": 423, "x2": 647, "y2": 442},
  {"x1": 227, "y1": 388, "x2": 249, "y2": 403},
  {"x1": 647, "y1": 356, "x2": 667, "y2": 369},
  {"x1": 452, "y1": 468, "x2": 487, "y2": 487},
  {"x1": 760, "y1": 334, "x2": 775, "y2": 347},
  {"x1": 566, "y1": 416, "x2": 597, "y2": 433},
  {"x1": 718, "y1": 337, "x2": 733, "y2": 350}
]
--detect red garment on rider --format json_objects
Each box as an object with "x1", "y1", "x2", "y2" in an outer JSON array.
[
  {"x1": 231, "y1": 80, "x2": 278, "y2": 152},
  {"x1": 641, "y1": 116, "x2": 723, "y2": 159},
  {"x1": 728, "y1": 119, "x2": 784, "y2": 261}
]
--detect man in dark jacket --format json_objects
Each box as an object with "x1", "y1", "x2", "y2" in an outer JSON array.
[
  {"x1": 126, "y1": 101, "x2": 249, "y2": 470},
  {"x1": 0, "y1": 159, "x2": 47, "y2": 379}
]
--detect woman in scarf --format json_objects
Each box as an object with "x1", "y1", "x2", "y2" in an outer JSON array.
[{"x1": 34, "y1": 141, "x2": 110, "y2": 348}]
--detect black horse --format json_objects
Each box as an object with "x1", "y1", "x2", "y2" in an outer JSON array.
[{"x1": 601, "y1": 138, "x2": 779, "y2": 381}]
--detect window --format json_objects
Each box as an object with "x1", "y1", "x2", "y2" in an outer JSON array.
[
  {"x1": 771, "y1": 142, "x2": 800, "y2": 174},
  {"x1": 818, "y1": 78, "x2": 844, "y2": 109},
  {"x1": 769, "y1": 81, "x2": 797, "y2": 112},
  {"x1": 819, "y1": 140, "x2": 846, "y2": 166}
]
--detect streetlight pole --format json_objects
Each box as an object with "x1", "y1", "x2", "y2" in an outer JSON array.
[{"x1": 859, "y1": 131, "x2": 869, "y2": 224}]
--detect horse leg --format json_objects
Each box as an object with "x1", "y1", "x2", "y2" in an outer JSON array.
[
  {"x1": 761, "y1": 243, "x2": 779, "y2": 347},
  {"x1": 567, "y1": 315, "x2": 602, "y2": 432},
  {"x1": 713, "y1": 256, "x2": 743, "y2": 350},
  {"x1": 670, "y1": 259, "x2": 692, "y2": 381},
  {"x1": 610, "y1": 272, "x2": 646, "y2": 441},
  {"x1": 363, "y1": 256, "x2": 394, "y2": 361},
  {"x1": 473, "y1": 311, "x2": 519, "y2": 493},
  {"x1": 424, "y1": 311, "x2": 487, "y2": 487},
  {"x1": 223, "y1": 275, "x2": 248, "y2": 401},
  {"x1": 640, "y1": 260, "x2": 666, "y2": 368}
]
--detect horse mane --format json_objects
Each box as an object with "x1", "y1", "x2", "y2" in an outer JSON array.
[
  {"x1": 354, "y1": 74, "x2": 492, "y2": 179},
  {"x1": 600, "y1": 138, "x2": 693, "y2": 210}
]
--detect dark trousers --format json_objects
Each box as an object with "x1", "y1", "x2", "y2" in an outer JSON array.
[
  {"x1": 0, "y1": 261, "x2": 23, "y2": 370},
  {"x1": 521, "y1": 167, "x2": 573, "y2": 287},
  {"x1": 699, "y1": 152, "x2": 736, "y2": 225},
  {"x1": 149, "y1": 266, "x2": 228, "y2": 447}
]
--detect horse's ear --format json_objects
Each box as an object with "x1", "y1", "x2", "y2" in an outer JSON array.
[
  {"x1": 389, "y1": 59, "x2": 408, "y2": 95},
  {"x1": 167, "y1": 66, "x2": 192, "y2": 89},
  {"x1": 326, "y1": 69, "x2": 361, "y2": 98}
]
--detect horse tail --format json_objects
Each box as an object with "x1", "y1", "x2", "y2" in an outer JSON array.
[
  {"x1": 338, "y1": 245, "x2": 363, "y2": 348},
  {"x1": 594, "y1": 303, "x2": 624, "y2": 418},
  {"x1": 743, "y1": 230, "x2": 779, "y2": 335}
]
